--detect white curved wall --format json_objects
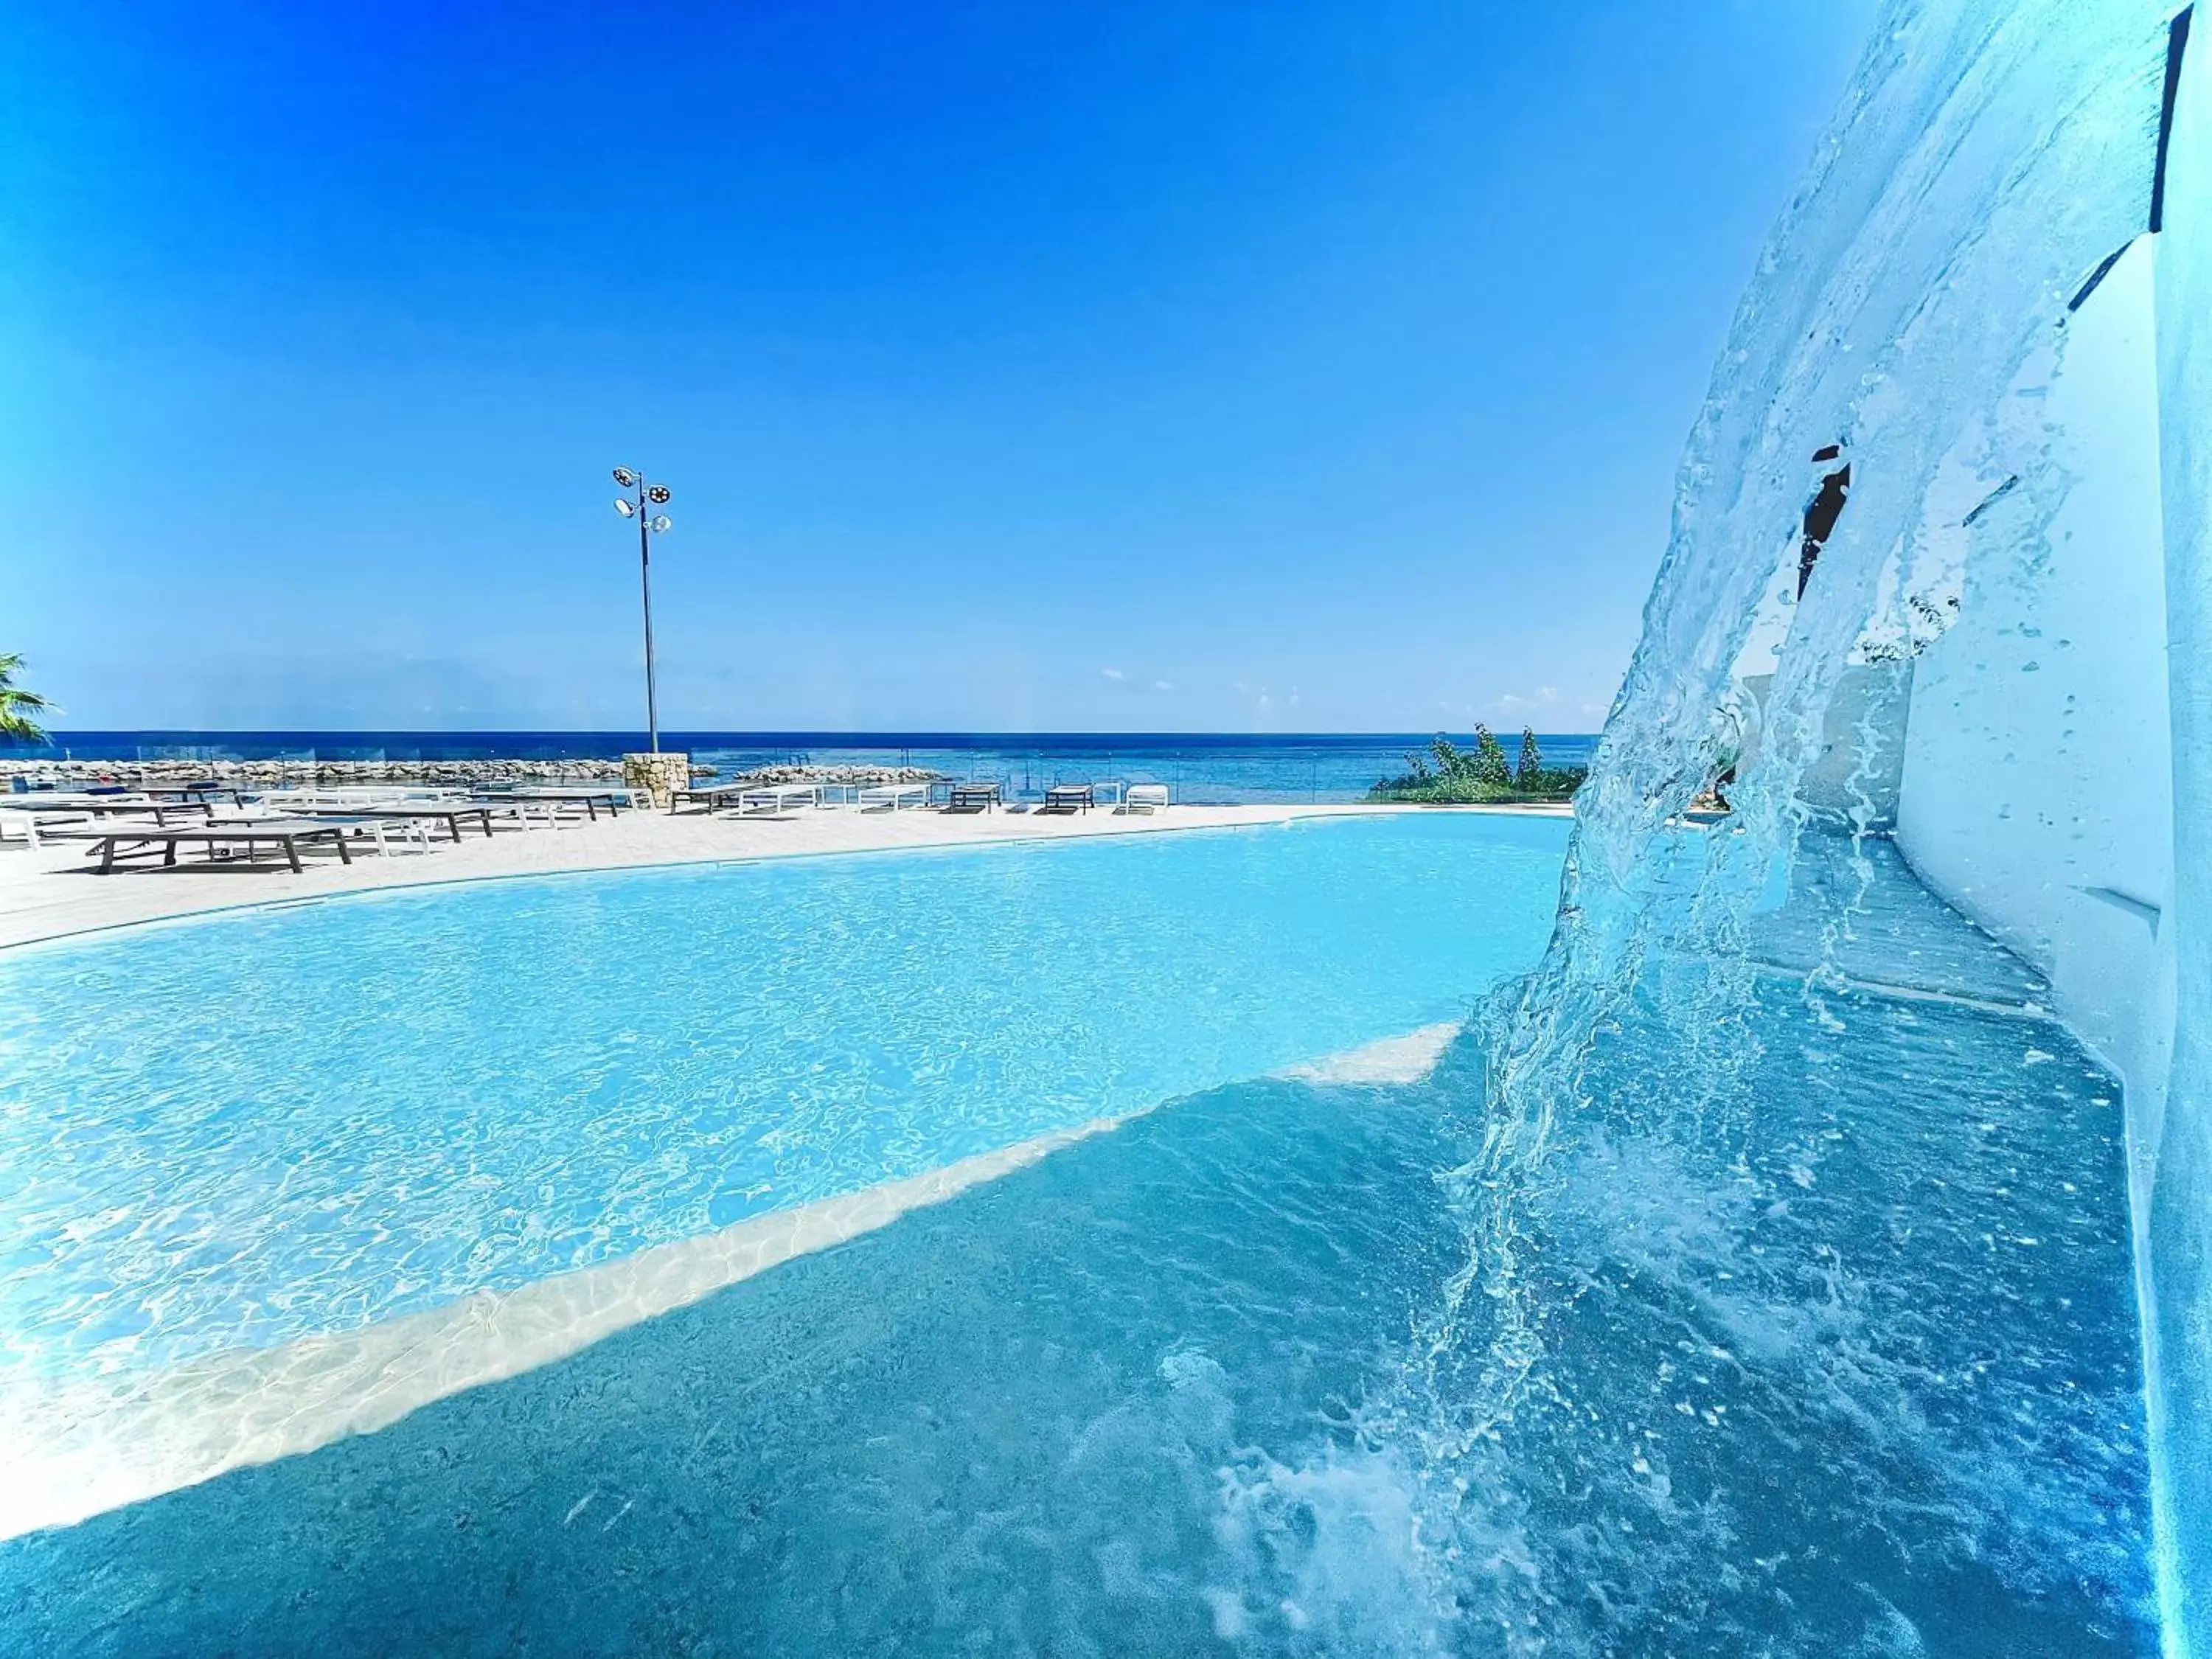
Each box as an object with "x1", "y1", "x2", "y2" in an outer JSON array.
[{"x1": 1894, "y1": 237, "x2": 2177, "y2": 1169}]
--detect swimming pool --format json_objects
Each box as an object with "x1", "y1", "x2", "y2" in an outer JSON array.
[
  {"x1": 0, "y1": 815, "x2": 1566, "y2": 1433},
  {"x1": 0, "y1": 827, "x2": 2149, "y2": 1657},
  {"x1": 0, "y1": 813, "x2": 2153, "y2": 1655}
]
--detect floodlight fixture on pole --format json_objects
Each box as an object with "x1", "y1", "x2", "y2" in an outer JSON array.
[{"x1": 611, "y1": 467, "x2": 672, "y2": 753}]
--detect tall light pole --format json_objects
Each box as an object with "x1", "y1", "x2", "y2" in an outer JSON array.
[{"x1": 612, "y1": 467, "x2": 672, "y2": 754}]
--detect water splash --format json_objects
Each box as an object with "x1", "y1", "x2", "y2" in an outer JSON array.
[
  {"x1": 1487, "y1": 0, "x2": 2168, "y2": 1172},
  {"x1": 1235, "y1": 1, "x2": 2184, "y2": 1651},
  {"x1": 1453, "y1": 0, "x2": 2159, "y2": 1397}
]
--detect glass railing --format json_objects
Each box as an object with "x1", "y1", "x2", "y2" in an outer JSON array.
[{"x1": 3, "y1": 735, "x2": 1601, "y2": 807}]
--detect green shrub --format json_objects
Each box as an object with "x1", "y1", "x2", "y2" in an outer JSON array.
[
  {"x1": 1472, "y1": 724, "x2": 1511, "y2": 786},
  {"x1": 1368, "y1": 729, "x2": 1585, "y2": 804},
  {"x1": 1516, "y1": 727, "x2": 1542, "y2": 786}
]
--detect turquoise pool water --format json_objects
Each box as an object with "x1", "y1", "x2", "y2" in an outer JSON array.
[
  {"x1": 0, "y1": 860, "x2": 2149, "y2": 1655},
  {"x1": 0, "y1": 817, "x2": 2152, "y2": 1655},
  {"x1": 0, "y1": 813, "x2": 1569, "y2": 1388}
]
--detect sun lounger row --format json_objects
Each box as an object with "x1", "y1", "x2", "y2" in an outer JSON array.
[
  {"x1": 7, "y1": 780, "x2": 645, "y2": 874},
  {"x1": 6, "y1": 768, "x2": 1175, "y2": 875},
  {"x1": 669, "y1": 780, "x2": 934, "y2": 815},
  {"x1": 0, "y1": 793, "x2": 219, "y2": 849},
  {"x1": 931, "y1": 780, "x2": 1158, "y2": 813},
  {"x1": 667, "y1": 776, "x2": 1173, "y2": 818}
]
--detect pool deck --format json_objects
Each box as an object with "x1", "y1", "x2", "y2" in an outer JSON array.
[{"x1": 0, "y1": 799, "x2": 1571, "y2": 950}]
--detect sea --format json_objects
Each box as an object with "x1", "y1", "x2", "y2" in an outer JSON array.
[{"x1": 5, "y1": 731, "x2": 1599, "y2": 806}]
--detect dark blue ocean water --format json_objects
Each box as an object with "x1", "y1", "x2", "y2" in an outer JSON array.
[{"x1": 7, "y1": 731, "x2": 1599, "y2": 805}]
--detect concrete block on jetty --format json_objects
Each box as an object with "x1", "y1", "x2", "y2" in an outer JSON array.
[{"x1": 622, "y1": 752, "x2": 692, "y2": 810}]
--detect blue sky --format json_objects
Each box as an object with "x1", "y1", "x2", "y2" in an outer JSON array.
[{"x1": 1, "y1": 0, "x2": 1875, "y2": 734}]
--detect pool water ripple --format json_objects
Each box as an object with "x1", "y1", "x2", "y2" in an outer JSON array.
[{"x1": 0, "y1": 814, "x2": 1569, "y2": 1389}]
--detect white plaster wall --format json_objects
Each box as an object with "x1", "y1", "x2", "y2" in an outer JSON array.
[{"x1": 1894, "y1": 237, "x2": 2176, "y2": 1123}]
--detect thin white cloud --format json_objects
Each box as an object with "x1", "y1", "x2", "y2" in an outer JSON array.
[
  {"x1": 1497, "y1": 686, "x2": 1562, "y2": 713},
  {"x1": 1152, "y1": 679, "x2": 1174, "y2": 692},
  {"x1": 1100, "y1": 667, "x2": 1125, "y2": 681}
]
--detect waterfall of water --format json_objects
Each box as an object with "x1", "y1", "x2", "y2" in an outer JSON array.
[
  {"x1": 1196, "y1": 6, "x2": 2204, "y2": 1649},
  {"x1": 1427, "y1": 0, "x2": 2193, "y2": 1648},
  {"x1": 1482, "y1": 0, "x2": 2171, "y2": 1166}
]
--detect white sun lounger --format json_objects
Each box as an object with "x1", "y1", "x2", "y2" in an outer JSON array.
[
  {"x1": 1, "y1": 792, "x2": 209, "y2": 822},
  {"x1": 737, "y1": 783, "x2": 821, "y2": 815},
  {"x1": 209, "y1": 808, "x2": 433, "y2": 858},
  {"x1": 0, "y1": 806, "x2": 94, "y2": 848},
  {"x1": 252, "y1": 786, "x2": 467, "y2": 808},
  {"x1": 1121, "y1": 784, "x2": 1170, "y2": 813},
  {"x1": 670, "y1": 779, "x2": 753, "y2": 813},
  {"x1": 857, "y1": 782, "x2": 931, "y2": 812},
  {"x1": 455, "y1": 787, "x2": 630, "y2": 827},
  {"x1": 46, "y1": 816, "x2": 364, "y2": 874}
]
